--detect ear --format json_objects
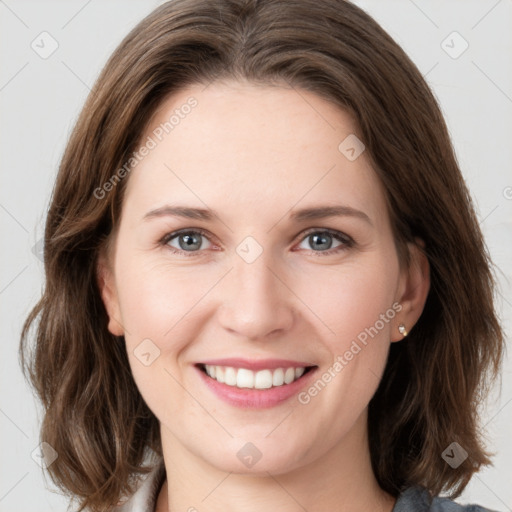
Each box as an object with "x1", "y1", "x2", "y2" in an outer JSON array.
[
  {"x1": 391, "y1": 238, "x2": 430, "y2": 342},
  {"x1": 96, "y1": 247, "x2": 125, "y2": 337}
]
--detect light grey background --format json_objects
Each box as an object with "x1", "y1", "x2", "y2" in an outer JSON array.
[{"x1": 1, "y1": 1, "x2": 511, "y2": 511}]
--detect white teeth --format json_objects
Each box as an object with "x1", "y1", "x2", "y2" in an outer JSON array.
[
  {"x1": 203, "y1": 365, "x2": 309, "y2": 389},
  {"x1": 272, "y1": 368, "x2": 284, "y2": 386},
  {"x1": 215, "y1": 366, "x2": 225, "y2": 383},
  {"x1": 254, "y1": 369, "x2": 273, "y2": 389},
  {"x1": 236, "y1": 368, "x2": 254, "y2": 389},
  {"x1": 224, "y1": 367, "x2": 237, "y2": 386},
  {"x1": 284, "y1": 367, "x2": 295, "y2": 384}
]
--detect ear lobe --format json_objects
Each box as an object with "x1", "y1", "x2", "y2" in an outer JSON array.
[
  {"x1": 391, "y1": 238, "x2": 430, "y2": 342},
  {"x1": 96, "y1": 251, "x2": 125, "y2": 336}
]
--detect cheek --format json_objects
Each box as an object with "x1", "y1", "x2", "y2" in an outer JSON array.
[
  {"x1": 112, "y1": 258, "x2": 191, "y2": 377},
  {"x1": 114, "y1": 258, "x2": 206, "y2": 416},
  {"x1": 116, "y1": 255, "x2": 208, "y2": 337},
  {"x1": 294, "y1": 261, "x2": 399, "y2": 417},
  {"x1": 114, "y1": 255, "x2": 225, "y2": 395},
  {"x1": 293, "y1": 256, "x2": 399, "y2": 362},
  {"x1": 285, "y1": 255, "x2": 400, "y2": 441}
]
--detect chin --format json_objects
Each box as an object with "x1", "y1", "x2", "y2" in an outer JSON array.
[{"x1": 205, "y1": 439, "x2": 308, "y2": 476}]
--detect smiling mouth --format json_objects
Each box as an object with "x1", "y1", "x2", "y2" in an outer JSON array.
[{"x1": 196, "y1": 363, "x2": 317, "y2": 390}]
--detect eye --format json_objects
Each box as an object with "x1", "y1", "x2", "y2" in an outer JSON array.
[
  {"x1": 295, "y1": 228, "x2": 354, "y2": 256},
  {"x1": 161, "y1": 228, "x2": 213, "y2": 255}
]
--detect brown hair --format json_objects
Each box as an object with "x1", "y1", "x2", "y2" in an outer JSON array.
[{"x1": 19, "y1": 0, "x2": 504, "y2": 510}]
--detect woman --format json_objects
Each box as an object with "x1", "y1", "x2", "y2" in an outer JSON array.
[{"x1": 20, "y1": 1, "x2": 505, "y2": 511}]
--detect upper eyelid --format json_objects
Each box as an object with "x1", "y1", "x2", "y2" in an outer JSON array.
[{"x1": 160, "y1": 227, "x2": 216, "y2": 245}]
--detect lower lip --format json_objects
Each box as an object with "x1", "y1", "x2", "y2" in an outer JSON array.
[{"x1": 195, "y1": 365, "x2": 318, "y2": 409}]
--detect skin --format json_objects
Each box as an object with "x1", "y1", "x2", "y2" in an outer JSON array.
[{"x1": 97, "y1": 80, "x2": 430, "y2": 512}]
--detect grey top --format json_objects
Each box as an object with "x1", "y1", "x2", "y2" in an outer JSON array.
[
  {"x1": 393, "y1": 486, "x2": 498, "y2": 512},
  {"x1": 112, "y1": 458, "x2": 499, "y2": 512}
]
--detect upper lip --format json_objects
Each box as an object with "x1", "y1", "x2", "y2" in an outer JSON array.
[{"x1": 197, "y1": 358, "x2": 317, "y2": 371}]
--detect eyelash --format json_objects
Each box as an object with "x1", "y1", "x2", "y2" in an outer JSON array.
[{"x1": 159, "y1": 227, "x2": 355, "y2": 257}]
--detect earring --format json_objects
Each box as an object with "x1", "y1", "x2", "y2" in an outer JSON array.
[{"x1": 398, "y1": 323, "x2": 408, "y2": 337}]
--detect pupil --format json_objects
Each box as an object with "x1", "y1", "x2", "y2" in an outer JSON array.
[
  {"x1": 181, "y1": 233, "x2": 200, "y2": 251},
  {"x1": 311, "y1": 233, "x2": 331, "y2": 250}
]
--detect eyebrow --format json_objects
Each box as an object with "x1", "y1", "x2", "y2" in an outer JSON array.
[{"x1": 143, "y1": 204, "x2": 373, "y2": 226}]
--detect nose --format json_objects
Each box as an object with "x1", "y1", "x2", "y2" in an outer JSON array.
[{"x1": 217, "y1": 248, "x2": 295, "y2": 341}]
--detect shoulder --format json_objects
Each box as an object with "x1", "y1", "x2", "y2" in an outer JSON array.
[
  {"x1": 393, "y1": 485, "x2": 500, "y2": 512},
  {"x1": 111, "y1": 458, "x2": 166, "y2": 512}
]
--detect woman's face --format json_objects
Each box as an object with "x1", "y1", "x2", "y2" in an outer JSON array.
[{"x1": 98, "y1": 80, "x2": 427, "y2": 475}]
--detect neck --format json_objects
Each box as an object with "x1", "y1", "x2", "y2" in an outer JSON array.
[{"x1": 156, "y1": 409, "x2": 396, "y2": 512}]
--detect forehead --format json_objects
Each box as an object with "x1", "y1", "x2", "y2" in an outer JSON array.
[{"x1": 123, "y1": 80, "x2": 388, "y2": 228}]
